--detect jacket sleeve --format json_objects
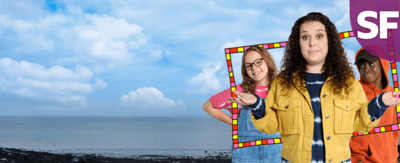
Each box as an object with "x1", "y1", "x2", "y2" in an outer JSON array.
[
  {"x1": 353, "y1": 80, "x2": 381, "y2": 133},
  {"x1": 250, "y1": 79, "x2": 279, "y2": 134},
  {"x1": 248, "y1": 95, "x2": 266, "y2": 119}
]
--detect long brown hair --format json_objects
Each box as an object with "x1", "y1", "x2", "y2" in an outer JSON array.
[
  {"x1": 241, "y1": 46, "x2": 278, "y2": 94},
  {"x1": 279, "y1": 12, "x2": 355, "y2": 95}
]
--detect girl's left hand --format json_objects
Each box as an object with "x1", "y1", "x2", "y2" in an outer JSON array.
[
  {"x1": 382, "y1": 91, "x2": 400, "y2": 106},
  {"x1": 228, "y1": 90, "x2": 258, "y2": 106}
]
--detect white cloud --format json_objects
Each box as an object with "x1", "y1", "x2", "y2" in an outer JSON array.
[
  {"x1": 59, "y1": 13, "x2": 150, "y2": 71},
  {"x1": 0, "y1": 7, "x2": 161, "y2": 72},
  {"x1": 187, "y1": 65, "x2": 225, "y2": 94},
  {"x1": 222, "y1": 39, "x2": 244, "y2": 84},
  {"x1": 0, "y1": 58, "x2": 106, "y2": 106},
  {"x1": 113, "y1": 1, "x2": 260, "y2": 27},
  {"x1": 282, "y1": 5, "x2": 337, "y2": 18},
  {"x1": 119, "y1": 87, "x2": 186, "y2": 115},
  {"x1": 222, "y1": 39, "x2": 244, "y2": 49},
  {"x1": 206, "y1": 1, "x2": 260, "y2": 16},
  {"x1": 60, "y1": 12, "x2": 168, "y2": 72},
  {"x1": 148, "y1": 48, "x2": 163, "y2": 61},
  {"x1": 335, "y1": 7, "x2": 350, "y2": 31},
  {"x1": 270, "y1": 48, "x2": 285, "y2": 71},
  {"x1": 0, "y1": 1, "x2": 46, "y2": 19},
  {"x1": 345, "y1": 47, "x2": 360, "y2": 79},
  {"x1": 177, "y1": 22, "x2": 232, "y2": 40},
  {"x1": 76, "y1": 14, "x2": 144, "y2": 41},
  {"x1": 186, "y1": 38, "x2": 247, "y2": 94},
  {"x1": 0, "y1": 15, "x2": 61, "y2": 52},
  {"x1": 334, "y1": 0, "x2": 349, "y2": 13},
  {"x1": 111, "y1": 1, "x2": 261, "y2": 42},
  {"x1": 165, "y1": 49, "x2": 172, "y2": 56},
  {"x1": 0, "y1": 58, "x2": 93, "y2": 81},
  {"x1": 92, "y1": 78, "x2": 108, "y2": 90},
  {"x1": 187, "y1": 39, "x2": 246, "y2": 94}
]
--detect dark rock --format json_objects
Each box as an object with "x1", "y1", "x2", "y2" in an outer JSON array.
[{"x1": 72, "y1": 156, "x2": 87, "y2": 163}]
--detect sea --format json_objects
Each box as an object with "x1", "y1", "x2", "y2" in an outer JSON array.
[{"x1": 0, "y1": 117, "x2": 232, "y2": 158}]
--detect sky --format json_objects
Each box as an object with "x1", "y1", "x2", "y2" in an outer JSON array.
[{"x1": 0, "y1": 0, "x2": 393, "y2": 117}]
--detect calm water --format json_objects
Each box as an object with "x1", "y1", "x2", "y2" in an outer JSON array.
[{"x1": 0, "y1": 117, "x2": 232, "y2": 158}]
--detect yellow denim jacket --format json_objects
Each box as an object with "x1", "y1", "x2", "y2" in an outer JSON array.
[{"x1": 252, "y1": 76, "x2": 380, "y2": 163}]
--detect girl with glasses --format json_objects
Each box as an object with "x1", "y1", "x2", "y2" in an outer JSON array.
[
  {"x1": 229, "y1": 12, "x2": 400, "y2": 163},
  {"x1": 203, "y1": 46, "x2": 282, "y2": 162}
]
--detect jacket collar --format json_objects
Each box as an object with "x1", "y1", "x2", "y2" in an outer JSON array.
[{"x1": 292, "y1": 72, "x2": 332, "y2": 91}]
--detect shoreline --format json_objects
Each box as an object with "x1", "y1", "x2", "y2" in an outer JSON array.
[
  {"x1": 0, "y1": 147, "x2": 231, "y2": 163},
  {"x1": 3, "y1": 147, "x2": 400, "y2": 162}
]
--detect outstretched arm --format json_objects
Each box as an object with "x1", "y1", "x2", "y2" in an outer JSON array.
[
  {"x1": 354, "y1": 81, "x2": 400, "y2": 132},
  {"x1": 229, "y1": 82, "x2": 279, "y2": 134},
  {"x1": 228, "y1": 91, "x2": 265, "y2": 119},
  {"x1": 367, "y1": 91, "x2": 400, "y2": 122}
]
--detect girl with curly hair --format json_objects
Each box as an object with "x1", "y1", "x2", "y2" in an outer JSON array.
[
  {"x1": 203, "y1": 46, "x2": 282, "y2": 162},
  {"x1": 229, "y1": 12, "x2": 400, "y2": 163}
]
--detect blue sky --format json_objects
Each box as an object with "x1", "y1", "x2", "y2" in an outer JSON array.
[{"x1": 0, "y1": 0, "x2": 392, "y2": 117}]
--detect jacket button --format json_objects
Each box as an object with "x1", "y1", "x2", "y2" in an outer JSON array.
[
  {"x1": 346, "y1": 105, "x2": 348, "y2": 108},
  {"x1": 285, "y1": 105, "x2": 289, "y2": 109},
  {"x1": 327, "y1": 136, "x2": 330, "y2": 140},
  {"x1": 325, "y1": 115, "x2": 329, "y2": 119},
  {"x1": 323, "y1": 94, "x2": 327, "y2": 98},
  {"x1": 329, "y1": 159, "x2": 332, "y2": 163}
]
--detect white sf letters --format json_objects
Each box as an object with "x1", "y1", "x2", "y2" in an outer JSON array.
[{"x1": 357, "y1": 10, "x2": 399, "y2": 39}]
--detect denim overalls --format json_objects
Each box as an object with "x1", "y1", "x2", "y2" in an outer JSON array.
[{"x1": 232, "y1": 97, "x2": 282, "y2": 163}]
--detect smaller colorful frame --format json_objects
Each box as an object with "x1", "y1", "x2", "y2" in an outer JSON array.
[
  {"x1": 352, "y1": 29, "x2": 400, "y2": 137},
  {"x1": 224, "y1": 30, "x2": 400, "y2": 149}
]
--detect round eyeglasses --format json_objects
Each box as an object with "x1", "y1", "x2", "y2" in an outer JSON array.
[{"x1": 243, "y1": 58, "x2": 264, "y2": 71}]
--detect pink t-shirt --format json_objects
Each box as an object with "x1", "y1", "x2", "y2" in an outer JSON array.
[{"x1": 209, "y1": 84, "x2": 269, "y2": 114}]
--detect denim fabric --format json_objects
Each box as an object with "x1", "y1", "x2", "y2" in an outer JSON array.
[{"x1": 232, "y1": 102, "x2": 282, "y2": 163}]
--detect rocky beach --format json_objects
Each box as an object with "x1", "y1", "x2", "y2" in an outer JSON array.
[{"x1": 0, "y1": 147, "x2": 231, "y2": 163}]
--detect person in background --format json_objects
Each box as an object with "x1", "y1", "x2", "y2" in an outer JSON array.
[
  {"x1": 229, "y1": 12, "x2": 400, "y2": 163},
  {"x1": 203, "y1": 46, "x2": 282, "y2": 163},
  {"x1": 350, "y1": 47, "x2": 399, "y2": 163}
]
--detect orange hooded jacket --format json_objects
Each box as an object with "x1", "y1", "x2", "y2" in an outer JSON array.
[{"x1": 350, "y1": 48, "x2": 399, "y2": 163}]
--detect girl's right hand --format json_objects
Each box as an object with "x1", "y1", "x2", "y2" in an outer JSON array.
[
  {"x1": 228, "y1": 90, "x2": 258, "y2": 106},
  {"x1": 382, "y1": 91, "x2": 400, "y2": 106}
]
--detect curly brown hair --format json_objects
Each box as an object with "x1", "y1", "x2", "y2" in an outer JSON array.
[
  {"x1": 279, "y1": 12, "x2": 355, "y2": 95},
  {"x1": 241, "y1": 46, "x2": 278, "y2": 94}
]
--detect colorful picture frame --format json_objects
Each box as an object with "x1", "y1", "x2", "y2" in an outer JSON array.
[{"x1": 225, "y1": 30, "x2": 400, "y2": 149}]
